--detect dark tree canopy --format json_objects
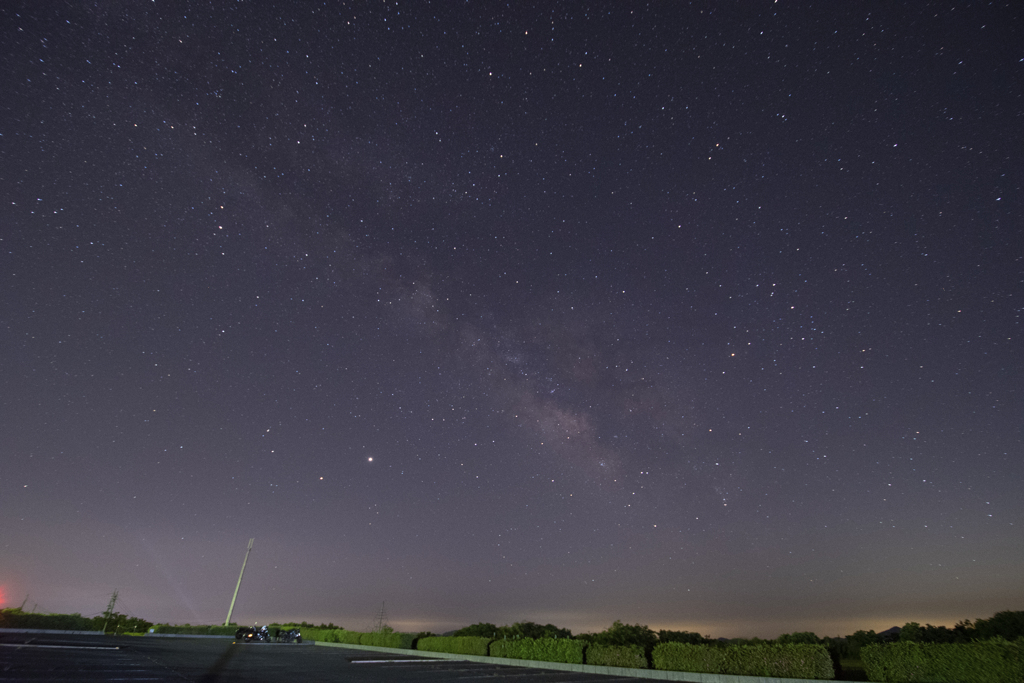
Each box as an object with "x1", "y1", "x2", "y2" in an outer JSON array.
[
  {"x1": 452, "y1": 621, "x2": 572, "y2": 640},
  {"x1": 579, "y1": 621, "x2": 657, "y2": 651},
  {"x1": 658, "y1": 629, "x2": 710, "y2": 645}
]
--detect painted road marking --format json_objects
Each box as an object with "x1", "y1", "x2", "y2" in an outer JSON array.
[{"x1": 0, "y1": 642, "x2": 120, "y2": 649}]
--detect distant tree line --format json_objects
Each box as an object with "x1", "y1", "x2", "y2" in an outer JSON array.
[
  {"x1": 0, "y1": 608, "x2": 153, "y2": 634},
  {"x1": 451, "y1": 611, "x2": 1024, "y2": 664},
  {"x1": 894, "y1": 611, "x2": 1024, "y2": 644},
  {"x1": 289, "y1": 620, "x2": 342, "y2": 630},
  {"x1": 6, "y1": 605, "x2": 1021, "y2": 657},
  {"x1": 451, "y1": 621, "x2": 572, "y2": 640},
  {"x1": 452, "y1": 619, "x2": 711, "y2": 647}
]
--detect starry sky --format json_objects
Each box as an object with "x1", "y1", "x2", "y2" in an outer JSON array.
[{"x1": 1, "y1": 2, "x2": 1021, "y2": 639}]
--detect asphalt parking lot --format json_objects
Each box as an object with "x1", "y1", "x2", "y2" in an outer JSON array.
[{"x1": 0, "y1": 632, "x2": 643, "y2": 682}]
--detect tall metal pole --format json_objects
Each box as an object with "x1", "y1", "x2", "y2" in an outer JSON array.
[
  {"x1": 102, "y1": 590, "x2": 118, "y2": 634},
  {"x1": 224, "y1": 538, "x2": 254, "y2": 626}
]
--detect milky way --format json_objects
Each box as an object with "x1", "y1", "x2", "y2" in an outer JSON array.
[{"x1": 1, "y1": 1, "x2": 1020, "y2": 637}]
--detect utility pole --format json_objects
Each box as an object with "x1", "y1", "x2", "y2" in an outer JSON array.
[
  {"x1": 372, "y1": 601, "x2": 389, "y2": 632},
  {"x1": 102, "y1": 590, "x2": 118, "y2": 634},
  {"x1": 224, "y1": 538, "x2": 254, "y2": 627}
]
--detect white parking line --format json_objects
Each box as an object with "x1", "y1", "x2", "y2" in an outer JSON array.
[{"x1": 0, "y1": 643, "x2": 121, "y2": 650}]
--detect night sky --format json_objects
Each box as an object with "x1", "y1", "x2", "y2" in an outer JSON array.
[{"x1": 2, "y1": 2, "x2": 1021, "y2": 639}]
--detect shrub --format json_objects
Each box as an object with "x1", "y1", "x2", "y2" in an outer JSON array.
[
  {"x1": 0, "y1": 609, "x2": 99, "y2": 632},
  {"x1": 504, "y1": 622, "x2": 573, "y2": 639},
  {"x1": 360, "y1": 631, "x2": 416, "y2": 649},
  {"x1": 653, "y1": 642, "x2": 834, "y2": 680},
  {"x1": 207, "y1": 625, "x2": 239, "y2": 636},
  {"x1": 586, "y1": 643, "x2": 648, "y2": 669},
  {"x1": 329, "y1": 629, "x2": 365, "y2": 644},
  {"x1": 454, "y1": 622, "x2": 573, "y2": 640},
  {"x1": 861, "y1": 640, "x2": 1024, "y2": 683},
  {"x1": 489, "y1": 637, "x2": 585, "y2": 664},
  {"x1": 417, "y1": 636, "x2": 491, "y2": 656},
  {"x1": 654, "y1": 642, "x2": 721, "y2": 673},
  {"x1": 151, "y1": 624, "x2": 237, "y2": 635}
]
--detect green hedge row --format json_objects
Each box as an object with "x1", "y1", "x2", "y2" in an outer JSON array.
[
  {"x1": 653, "y1": 642, "x2": 835, "y2": 680},
  {"x1": 335, "y1": 629, "x2": 366, "y2": 644},
  {"x1": 0, "y1": 609, "x2": 99, "y2": 632},
  {"x1": 151, "y1": 624, "x2": 237, "y2": 635},
  {"x1": 318, "y1": 631, "x2": 829, "y2": 678},
  {"x1": 416, "y1": 636, "x2": 491, "y2": 656},
  {"x1": 301, "y1": 628, "x2": 416, "y2": 649},
  {"x1": 586, "y1": 643, "x2": 647, "y2": 669},
  {"x1": 316, "y1": 628, "x2": 366, "y2": 644},
  {"x1": 361, "y1": 631, "x2": 416, "y2": 649},
  {"x1": 862, "y1": 640, "x2": 1024, "y2": 683},
  {"x1": 489, "y1": 637, "x2": 585, "y2": 664}
]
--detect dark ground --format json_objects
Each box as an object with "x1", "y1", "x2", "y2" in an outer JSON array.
[{"x1": 0, "y1": 632, "x2": 644, "y2": 682}]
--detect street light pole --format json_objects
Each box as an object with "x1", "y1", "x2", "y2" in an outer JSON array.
[{"x1": 224, "y1": 538, "x2": 254, "y2": 627}]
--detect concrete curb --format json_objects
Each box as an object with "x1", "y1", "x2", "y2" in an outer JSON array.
[{"x1": 312, "y1": 640, "x2": 836, "y2": 683}]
